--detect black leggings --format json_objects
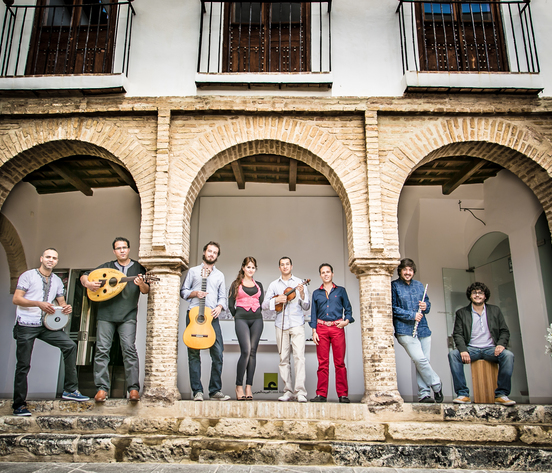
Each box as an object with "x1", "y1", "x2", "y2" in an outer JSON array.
[{"x1": 235, "y1": 317, "x2": 264, "y2": 386}]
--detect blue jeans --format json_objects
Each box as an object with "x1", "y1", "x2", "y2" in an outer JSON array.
[
  {"x1": 397, "y1": 335, "x2": 441, "y2": 400},
  {"x1": 186, "y1": 312, "x2": 224, "y2": 396},
  {"x1": 448, "y1": 346, "x2": 514, "y2": 397}
]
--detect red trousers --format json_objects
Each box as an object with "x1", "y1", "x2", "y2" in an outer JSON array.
[{"x1": 315, "y1": 323, "x2": 348, "y2": 397}]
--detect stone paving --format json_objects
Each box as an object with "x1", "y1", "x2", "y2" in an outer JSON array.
[{"x1": 0, "y1": 465, "x2": 538, "y2": 473}]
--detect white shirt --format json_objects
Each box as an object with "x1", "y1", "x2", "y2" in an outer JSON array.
[
  {"x1": 262, "y1": 275, "x2": 310, "y2": 330},
  {"x1": 15, "y1": 269, "x2": 65, "y2": 326}
]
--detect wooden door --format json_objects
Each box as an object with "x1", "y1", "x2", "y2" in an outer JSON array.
[
  {"x1": 223, "y1": 2, "x2": 310, "y2": 73},
  {"x1": 26, "y1": 0, "x2": 117, "y2": 75},
  {"x1": 416, "y1": 2, "x2": 508, "y2": 72}
]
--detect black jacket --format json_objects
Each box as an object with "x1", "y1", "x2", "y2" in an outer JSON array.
[{"x1": 452, "y1": 303, "x2": 510, "y2": 353}]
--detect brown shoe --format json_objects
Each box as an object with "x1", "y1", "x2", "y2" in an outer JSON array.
[
  {"x1": 129, "y1": 389, "x2": 140, "y2": 402},
  {"x1": 94, "y1": 390, "x2": 107, "y2": 402}
]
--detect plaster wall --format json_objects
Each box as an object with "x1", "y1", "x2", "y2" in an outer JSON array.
[{"x1": 2, "y1": 1, "x2": 550, "y2": 96}]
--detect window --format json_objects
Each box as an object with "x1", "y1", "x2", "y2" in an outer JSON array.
[
  {"x1": 26, "y1": 0, "x2": 118, "y2": 75},
  {"x1": 222, "y1": 2, "x2": 311, "y2": 73},
  {"x1": 417, "y1": 2, "x2": 508, "y2": 72}
]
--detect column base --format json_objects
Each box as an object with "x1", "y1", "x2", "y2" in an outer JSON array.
[
  {"x1": 142, "y1": 386, "x2": 181, "y2": 403},
  {"x1": 362, "y1": 389, "x2": 404, "y2": 411}
]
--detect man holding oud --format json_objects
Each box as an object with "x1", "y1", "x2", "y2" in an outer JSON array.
[
  {"x1": 81, "y1": 237, "x2": 149, "y2": 403},
  {"x1": 262, "y1": 257, "x2": 310, "y2": 402},
  {"x1": 180, "y1": 241, "x2": 230, "y2": 401},
  {"x1": 12, "y1": 248, "x2": 89, "y2": 416},
  {"x1": 310, "y1": 263, "x2": 354, "y2": 403}
]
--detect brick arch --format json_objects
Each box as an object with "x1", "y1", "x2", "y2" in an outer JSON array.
[
  {"x1": 170, "y1": 117, "x2": 369, "y2": 263},
  {"x1": 0, "y1": 213, "x2": 27, "y2": 294},
  {"x1": 0, "y1": 117, "x2": 156, "y2": 252},
  {"x1": 381, "y1": 117, "x2": 552, "y2": 251}
]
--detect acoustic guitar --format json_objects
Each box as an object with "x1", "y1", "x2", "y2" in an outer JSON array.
[
  {"x1": 183, "y1": 268, "x2": 216, "y2": 350},
  {"x1": 86, "y1": 268, "x2": 159, "y2": 302}
]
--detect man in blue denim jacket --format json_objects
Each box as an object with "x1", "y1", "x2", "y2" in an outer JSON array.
[{"x1": 391, "y1": 258, "x2": 443, "y2": 403}]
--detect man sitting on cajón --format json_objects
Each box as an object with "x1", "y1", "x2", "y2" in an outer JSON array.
[{"x1": 448, "y1": 281, "x2": 515, "y2": 406}]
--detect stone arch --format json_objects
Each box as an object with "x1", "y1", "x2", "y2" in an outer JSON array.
[
  {"x1": 169, "y1": 116, "x2": 370, "y2": 265},
  {"x1": 0, "y1": 117, "x2": 156, "y2": 252},
  {"x1": 381, "y1": 117, "x2": 552, "y2": 252},
  {"x1": 0, "y1": 213, "x2": 27, "y2": 294}
]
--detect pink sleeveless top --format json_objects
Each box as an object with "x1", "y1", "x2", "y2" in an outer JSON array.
[{"x1": 236, "y1": 282, "x2": 261, "y2": 312}]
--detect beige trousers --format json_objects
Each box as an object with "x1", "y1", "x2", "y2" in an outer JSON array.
[{"x1": 275, "y1": 324, "x2": 307, "y2": 397}]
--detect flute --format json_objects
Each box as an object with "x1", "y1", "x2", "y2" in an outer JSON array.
[{"x1": 412, "y1": 284, "x2": 428, "y2": 338}]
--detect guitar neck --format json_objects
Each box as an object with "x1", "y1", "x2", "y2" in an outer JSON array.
[{"x1": 199, "y1": 277, "x2": 208, "y2": 311}]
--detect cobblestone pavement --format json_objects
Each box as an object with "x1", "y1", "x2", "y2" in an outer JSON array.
[{"x1": 0, "y1": 464, "x2": 534, "y2": 473}]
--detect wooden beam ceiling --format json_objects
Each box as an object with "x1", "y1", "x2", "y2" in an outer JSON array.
[{"x1": 23, "y1": 156, "x2": 138, "y2": 195}]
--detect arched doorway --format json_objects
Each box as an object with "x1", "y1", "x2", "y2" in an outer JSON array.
[
  {"x1": 175, "y1": 155, "x2": 364, "y2": 402},
  {"x1": 0, "y1": 150, "x2": 144, "y2": 401},
  {"x1": 397, "y1": 163, "x2": 552, "y2": 403}
]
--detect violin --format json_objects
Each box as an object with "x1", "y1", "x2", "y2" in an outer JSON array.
[{"x1": 272, "y1": 279, "x2": 311, "y2": 313}]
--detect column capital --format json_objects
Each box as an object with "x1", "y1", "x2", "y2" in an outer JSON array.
[
  {"x1": 139, "y1": 256, "x2": 188, "y2": 272},
  {"x1": 349, "y1": 257, "x2": 399, "y2": 277}
]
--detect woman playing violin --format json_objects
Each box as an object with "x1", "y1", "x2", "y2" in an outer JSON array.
[{"x1": 228, "y1": 256, "x2": 264, "y2": 400}]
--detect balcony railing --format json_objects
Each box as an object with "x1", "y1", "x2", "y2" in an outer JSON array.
[
  {"x1": 397, "y1": 1, "x2": 539, "y2": 74},
  {"x1": 0, "y1": 0, "x2": 135, "y2": 77},
  {"x1": 198, "y1": 1, "x2": 332, "y2": 74}
]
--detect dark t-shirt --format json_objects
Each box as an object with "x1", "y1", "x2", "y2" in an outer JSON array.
[{"x1": 85, "y1": 260, "x2": 147, "y2": 323}]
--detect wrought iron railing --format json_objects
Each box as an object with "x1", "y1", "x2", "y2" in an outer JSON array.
[
  {"x1": 0, "y1": 0, "x2": 135, "y2": 77},
  {"x1": 397, "y1": 1, "x2": 539, "y2": 74},
  {"x1": 198, "y1": 1, "x2": 332, "y2": 74}
]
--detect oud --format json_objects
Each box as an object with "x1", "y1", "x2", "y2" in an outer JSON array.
[
  {"x1": 86, "y1": 268, "x2": 159, "y2": 302},
  {"x1": 183, "y1": 268, "x2": 216, "y2": 350}
]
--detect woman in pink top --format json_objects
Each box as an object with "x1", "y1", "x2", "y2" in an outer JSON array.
[{"x1": 228, "y1": 256, "x2": 264, "y2": 400}]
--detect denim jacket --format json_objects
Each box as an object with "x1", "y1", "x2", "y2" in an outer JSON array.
[{"x1": 391, "y1": 278, "x2": 431, "y2": 338}]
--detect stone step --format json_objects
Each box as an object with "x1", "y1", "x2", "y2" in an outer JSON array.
[{"x1": 0, "y1": 400, "x2": 550, "y2": 469}]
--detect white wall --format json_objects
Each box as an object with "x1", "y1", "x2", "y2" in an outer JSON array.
[
  {"x1": 3, "y1": 1, "x2": 550, "y2": 97},
  {"x1": 398, "y1": 170, "x2": 552, "y2": 403},
  {"x1": 0, "y1": 183, "x2": 146, "y2": 399}
]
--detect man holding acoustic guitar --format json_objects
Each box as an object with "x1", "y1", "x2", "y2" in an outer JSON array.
[
  {"x1": 81, "y1": 237, "x2": 149, "y2": 403},
  {"x1": 180, "y1": 241, "x2": 230, "y2": 401},
  {"x1": 12, "y1": 248, "x2": 89, "y2": 416},
  {"x1": 262, "y1": 257, "x2": 310, "y2": 403}
]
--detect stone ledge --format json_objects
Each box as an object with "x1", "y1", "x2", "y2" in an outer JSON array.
[
  {"x1": 0, "y1": 435, "x2": 550, "y2": 470},
  {"x1": 2, "y1": 399, "x2": 549, "y2": 424}
]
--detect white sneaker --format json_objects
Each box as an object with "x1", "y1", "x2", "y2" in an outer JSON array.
[
  {"x1": 193, "y1": 392, "x2": 203, "y2": 401},
  {"x1": 296, "y1": 394, "x2": 307, "y2": 403},
  {"x1": 210, "y1": 391, "x2": 231, "y2": 401},
  {"x1": 278, "y1": 391, "x2": 295, "y2": 402},
  {"x1": 495, "y1": 395, "x2": 516, "y2": 406}
]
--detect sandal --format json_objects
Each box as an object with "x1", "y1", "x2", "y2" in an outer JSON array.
[{"x1": 236, "y1": 387, "x2": 246, "y2": 401}]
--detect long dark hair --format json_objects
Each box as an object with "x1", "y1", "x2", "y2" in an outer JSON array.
[{"x1": 230, "y1": 256, "x2": 257, "y2": 297}]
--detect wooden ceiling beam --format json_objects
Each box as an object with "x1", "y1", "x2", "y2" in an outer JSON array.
[
  {"x1": 49, "y1": 162, "x2": 93, "y2": 196},
  {"x1": 231, "y1": 161, "x2": 246, "y2": 189},
  {"x1": 107, "y1": 161, "x2": 139, "y2": 193},
  {"x1": 442, "y1": 159, "x2": 487, "y2": 195},
  {"x1": 289, "y1": 159, "x2": 297, "y2": 192}
]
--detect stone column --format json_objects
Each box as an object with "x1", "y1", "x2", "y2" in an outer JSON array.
[
  {"x1": 351, "y1": 259, "x2": 403, "y2": 408},
  {"x1": 140, "y1": 259, "x2": 184, "y2": 403}
]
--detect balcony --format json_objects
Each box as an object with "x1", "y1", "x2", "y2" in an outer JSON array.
[
  {"x1": 196, "y1": 1, "x2": 332, "y2": 90},
  {"x1": 0, "y1": 0, "x2": 135, "y2": 96},
  {"x1": 397, "y1": 1, "x2": 542, "y2": 94}
]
